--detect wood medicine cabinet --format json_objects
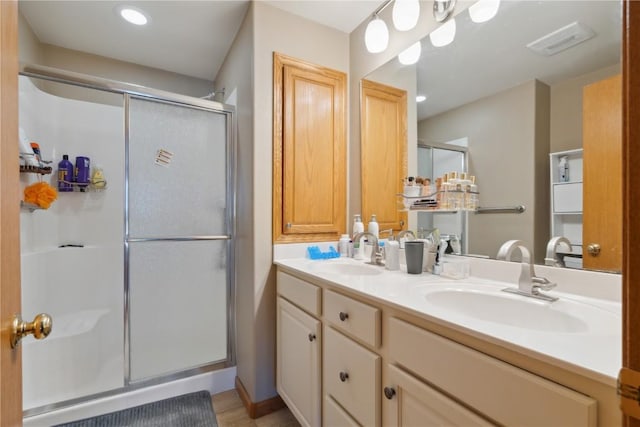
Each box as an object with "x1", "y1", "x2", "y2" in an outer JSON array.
[{"x1": 273, "y1": 53, "x2": 347, "y2": 243}]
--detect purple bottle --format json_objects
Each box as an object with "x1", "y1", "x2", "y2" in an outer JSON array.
[
  {"x1": 75, "y1": 156, "x2": 90, "y2": 192},
  {"x1": 57, "y1": 155, "x2": 74, "y2": 192}
]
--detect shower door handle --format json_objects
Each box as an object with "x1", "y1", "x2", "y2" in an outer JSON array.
[{"x1": 10, "y1": 313, "x2": 52, "y2": 348}]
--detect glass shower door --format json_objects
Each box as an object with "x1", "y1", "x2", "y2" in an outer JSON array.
[{"x1": 126, "y1": 96, "x2": 231, "y2": 381}]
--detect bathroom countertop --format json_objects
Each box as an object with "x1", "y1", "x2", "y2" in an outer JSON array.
[{"x1": 274, "y1": 256, "x2": 621, "y2": 387}]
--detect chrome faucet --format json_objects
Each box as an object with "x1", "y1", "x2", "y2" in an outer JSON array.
[
  {"x1": 352, "y1": 231, "x2": 384, "y2": 266},
  {"x1": 497, "y1": 240, "x2": 558, "y2": 302},
  {"x1": 544, "y1": 236, "x2": 572, "y2": 267},
  {"x1": 396, "y1": 229, "x2": 416, "y2": 241}
]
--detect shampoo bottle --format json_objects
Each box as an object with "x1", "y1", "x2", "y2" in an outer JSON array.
[{"x1": 58, "y1": 155, "x2": 74, "y2": 192}]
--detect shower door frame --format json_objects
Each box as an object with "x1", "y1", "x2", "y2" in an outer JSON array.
[{"x1": 19, "y1": 64, "x2": 236, "y2": 417}]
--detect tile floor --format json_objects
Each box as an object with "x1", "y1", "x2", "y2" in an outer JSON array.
[{"x1": 212, "y1": 389, "x2": 300, "y2": 427}]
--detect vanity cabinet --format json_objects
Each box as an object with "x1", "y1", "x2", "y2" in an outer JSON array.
[
  {"x1": 272, "y1": 53, "x2": 347, "y2": 243},
  {"x1": 276, "y1": 272, "x2": 322, "y2": 427},
  {"x1": 276, "y1": 267, "x2": 612, "y2": 426}
]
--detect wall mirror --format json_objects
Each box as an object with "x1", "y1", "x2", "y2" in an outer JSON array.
[{"x1": 364, "y1": 0, "x2": 622, "y2": 273}]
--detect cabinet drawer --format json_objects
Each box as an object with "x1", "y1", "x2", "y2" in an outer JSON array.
[
  {"x1": 553, "y1": 182, "x2": 583, "y2": 212},
  {"x1": 323, "y1": 395, "x2": 359, "y2": 427},
  {"x1": 324, "y1": 289, "x2": 381, "y2": 347},
  {"x1": 388, "y1": 317, "x2": 597, "y2": 427},
  {"x1": 277, "y1": 271, "x2": 321, "y2": 316},
  {"x1": 324, "y1": 326, "x2": 381, "y2": 427}
]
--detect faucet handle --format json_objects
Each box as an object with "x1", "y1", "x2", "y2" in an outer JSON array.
[{"x1": 532, "y1": 276, "x2": 556, "y2": 291}]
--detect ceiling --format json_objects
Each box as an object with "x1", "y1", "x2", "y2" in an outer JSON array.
[
  {"x1": 19, "y1": 0, "x2": 385, "y2": 81},
  {"x1": 411, "y1": 0, "x2": 621, "y2": 120}
]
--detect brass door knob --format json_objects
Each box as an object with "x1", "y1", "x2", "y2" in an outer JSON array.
[
  {"x1": 587, "y1": 243, "x2": 601, "y2": 257},
  {"x1": 11, "y1": 313, "x2": 52, "y2": 349}
]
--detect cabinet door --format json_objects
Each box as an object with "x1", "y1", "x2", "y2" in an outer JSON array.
[
  {"x1": 361, "y1": 79, "x2": 408, "y2": 232},
  {"x1": 583, "y1": 74, "x2": 622, "y2": 272},
  {"x1": 382, "y1": 364, "x2": 494, "y2": 427},
  {"x1": 276, "y1": 297, "x2": 321, "y2": 427},
  {"x1": 273, "y1": 53, "x2": 347, "y2": 243}
]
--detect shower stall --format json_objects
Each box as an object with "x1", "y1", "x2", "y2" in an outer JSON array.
[{"x1": 18, "y1": 65, "x2": 235, "y2": 425}]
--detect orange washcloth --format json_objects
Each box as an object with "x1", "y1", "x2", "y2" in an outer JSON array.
[{"x1": 24, "y1": 182, "x2": 58, "y2": 209}]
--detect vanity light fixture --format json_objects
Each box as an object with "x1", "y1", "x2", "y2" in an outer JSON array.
[
  {"x1": 364, "y1": 0, "x2": 394, "y2": 54},
  {"x1": 393, "y1": 0, "x2": 420, "y2": 31},
  {"x1": 398, "y1": 41, "x2": 422, "y2": 65},
  {"x1": 430, "y1": 18, "x2": 456, "y2": 47},
  {"x1": 433, "y1": 0, "x2": 457, "y2": 23},
  {"x1": 365, "y1": 15, "x2": 390, "y2": 53},
  {"x1": 416, "y1": 95, "x2": 427, "y2": 102},
  {"x1": 118, "y1": 6, "x2": 149, "y2": 26},
  {"x1": 468, "y1": 0, "x2": 501, "y2": 23}
]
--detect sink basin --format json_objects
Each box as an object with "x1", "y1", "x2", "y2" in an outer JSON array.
[
  {"x1": 308, "y1": 260, "x2": 383, "y2": 276},
  {"x1": 418, "y1": 284, "x2": 618, "y2": 334}
]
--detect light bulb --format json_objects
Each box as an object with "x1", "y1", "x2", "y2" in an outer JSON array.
[
  {"x1": 469, "y1": 0, "x2": 501, "y2": 23},
  {"x1": 365, "y1": 17, "x2": 389, "y2": 53},
  {"x1": 430, "y1": 18, "x2": 456, "y2": 47},
  {"x1": 398, "y1": 41, "x2": 422, "y2": 65},
  {"x1": 392, "y1": 0, "x2": 420, "y2": 32}
]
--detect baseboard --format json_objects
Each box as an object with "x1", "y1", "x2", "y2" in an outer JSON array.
[{"x1": 235, "y1": 376, "x2": 285, "y2": 419}]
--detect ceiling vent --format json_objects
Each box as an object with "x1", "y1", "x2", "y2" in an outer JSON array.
[{"x1": 526, "y1": 22, "x2": 596, "y2": 56}]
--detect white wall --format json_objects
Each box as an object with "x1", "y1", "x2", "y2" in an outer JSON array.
[
  {"x1": 215, "y1": 2, "x2": 349, "y2": 402},
  {"x1": 418, "y1": 80, "x2": 551, "y2": 262},
  {"x1": 212, "y1": 2, "x2": 256, "y2": 402},
  {"x1": 550, "y1": 64, "x2": 620, "y2": 153}
]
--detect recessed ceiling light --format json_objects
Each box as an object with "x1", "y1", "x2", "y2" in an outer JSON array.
[
  {"x1": 118, "y1": 6, "x2": 149, "y2": 26},
  {"x1": 416, "y1": 95, "x2": 427, "y2": 102}
]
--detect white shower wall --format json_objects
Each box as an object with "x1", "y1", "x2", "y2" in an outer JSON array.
[{"x1": 19, "y1": 76, "x2": 126, "y2": 411}]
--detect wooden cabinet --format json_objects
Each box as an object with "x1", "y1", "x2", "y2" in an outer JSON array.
[
  {"x1": 276, "y1": 272, "x2": 322, "y2": 427},
  {"x1": 360, "y1": 79, "x2": 408, "y2": 232},
  {"x1": 273, "y1": 53, "x2": 347, "y2": 243},
  {"x1": 582, "y1": 74, "x2": 622, "y2": 272}
]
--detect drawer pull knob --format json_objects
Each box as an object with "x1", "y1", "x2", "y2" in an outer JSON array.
[
  {"x1": 308, "y1": 333, "x2": 316, "y2": 342},
  {"x1": 384, "y1": 387, "x2": 396, "y2": 400},
  {"x1": 339, "y1": 312, "x2": 349, "y2": 321},
  {"x1": 339, "y1": 371, "x2": 349, "y2": 382}
]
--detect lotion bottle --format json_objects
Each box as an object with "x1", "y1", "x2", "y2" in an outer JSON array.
[{"x1": 368, "y1": 214, "x2": 379, "y2": 239}]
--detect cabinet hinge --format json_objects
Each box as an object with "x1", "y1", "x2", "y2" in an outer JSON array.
[{"x1": 618, "y1": 367, "x2": 640, "y2": 419}]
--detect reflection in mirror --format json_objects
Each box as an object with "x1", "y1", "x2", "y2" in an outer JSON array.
[{"x1": 364, "y1": 0, "x2": 621, "y2": 272}]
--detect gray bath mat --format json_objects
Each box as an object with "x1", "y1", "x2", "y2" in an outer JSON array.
[{"x1": 54, "y1": 390, "x2": 218, "y2": 427}]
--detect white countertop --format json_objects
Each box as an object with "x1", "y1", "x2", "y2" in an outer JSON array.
[{"x1": 274, "y1": 255, "x2": 621, "y2": 387}]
